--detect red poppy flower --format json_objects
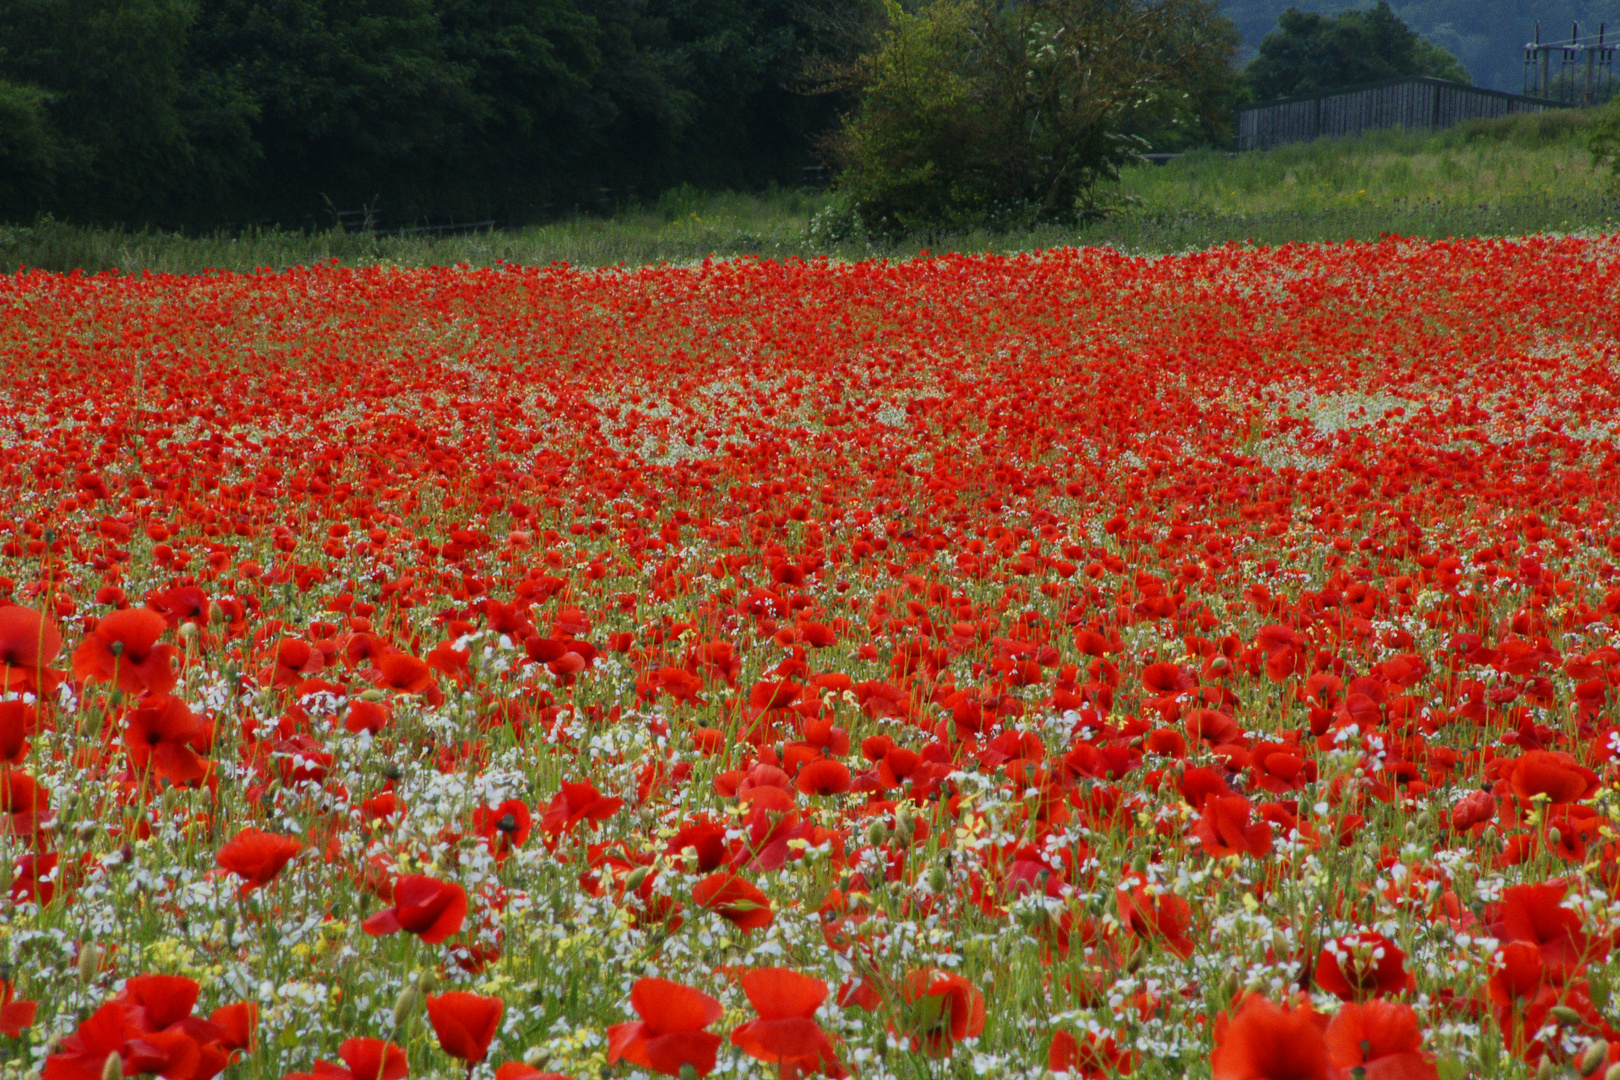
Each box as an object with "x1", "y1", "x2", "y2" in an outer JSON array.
[
  {"x1": 1, "y1": 768, "x2": 51, "y2": 836},
  {"x1": 1142, "y1": 661, "x2": 1193, "y2": 694},
  {"x1": 1192, "y1": 795, "x2": 1274, "y2": 858},
  {"x1": 375, "y1": 652, "x2": 436, "y2": 694},
  {"x1": 473, "y1": 799, "x2": 533, "y2": 861},
  {"x1": 1506, "y1": 750, "x2": 1598, "y2": 805},
  {"x1": 42, "y1": 1001, "x2": 132, "y2": 1080},
  {"x1": 216, "y1": 827, "x2": 303, "y2": 893},
  {"x1": 123, "y1": 694, "x2": 208, "y2": 785},
  {"x1": 0, "y1": 700, "x2": 38, "y2": 765},
  {"x1": 1314, "y1": 931, "x2": 1416, "y2": 1001},
  {"x1": 794, "y1": 759, "x2": 851, "y2": 797},
  {"x1": 0, "y1": 979, "x2": 36, "y2": 1037},
  {"x1": 345, "y1": 700, "x2": 392, "y2": 735},
  {"x1": 1117, "y1": 883, "x2": 1195, "y2": 958},
  {"x1": 0, "y1": 604, "x2": 63, "y2": 694},
  {"x1": 362, "y1": 874, "x2": 468, "y2": 943},
  {"x1": 894, "y1": 969, "x2": 985, "y2": 1057},
  {"x1": 1323, "y1": 1000, "x2": 1438, "y2": 1080},
  {"x1": 606, "y1": 977, "x2": 723, "y2": 1077},
  {"x1": 1049, "y1": 1029, "x2": 1134, "y2": 1078},
  {"x1": 493, "y1": 1066, "x2": 573, "y2": 1080},
  {"x1": 73, "y1": 608, "x2": 177, "y2": 695},
  {"x1": 1210, "y1": 994, "x2": 1329, "y2": 1080},
  {"x1": 283, "y1": 1038, "x2": 408, "y2": 1080},
  {"x1": 692, "y1": 873, "x2": 774, "y2": 932},
  {"x1": 730, "y1": 968, "x2": 846, "y2": 1078},
  {"x1": 1491, "y1": 880, "x2": 1603, "y2": 978},
  {"x1": 263, "y1": 639, "x2": 327, "y2": 688},
  {"x1": 1486, "y1": 940, "x2": 1546, "y2": 1006},
  {"x1": 1448, "y1": 789, "x2": 1495, "y2": 831},
  {"x1": 116, "y1": 974, "x2": 214, "y2": 1079},
  {"x1": 541, "y1": 781, "x2": 623, "y2": 837},
  {"x1": 146, "y1": 586, "x2": 210, "y2": 629},
  {"x1": 666, "y1": 817, "x2": 728, "y2": 873},
  {"x1": 426, "y1": 991, "x2": 504, "y2": 1064}
]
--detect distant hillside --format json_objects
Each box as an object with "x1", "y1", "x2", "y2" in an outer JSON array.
[{"x1": 1222, "y1": 0, "x2": 1620, "y2": 93}]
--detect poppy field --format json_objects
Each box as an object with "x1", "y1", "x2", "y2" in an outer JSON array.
[{"x1": 2, "y1": 235, "x2": 1620, "y2": 1080}]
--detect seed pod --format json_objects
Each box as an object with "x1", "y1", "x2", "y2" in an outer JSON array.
[
  {"x1": 78, "y1": 943, "x2": 98, "y2": 985},
  {"x1": 391, "y1": 980, "x2": 424, "y2": 1027}
]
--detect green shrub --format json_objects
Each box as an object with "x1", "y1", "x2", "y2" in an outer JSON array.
[
  {"x1": 831, "y1": 0, "x2": 1237, "y2": 239},
  {"x1": 1591, "y1": 98, "x2": 1620, "y2": 186}
]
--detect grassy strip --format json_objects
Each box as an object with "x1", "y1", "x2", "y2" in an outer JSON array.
[{"x1": 3, "y1": 111, "x2": 1615, "y2": 274}]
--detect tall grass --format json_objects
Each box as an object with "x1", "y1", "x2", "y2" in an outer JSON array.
[{"x1": 3, "y1": 109, "x2": 1615, "y2": 274}]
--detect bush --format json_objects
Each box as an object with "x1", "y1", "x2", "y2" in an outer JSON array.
[
  {"x1": 831, "y1": 0, "x2": 1238, "y2": 239},
  {"x1": 1592, "y1": 98, "x2": 1620, "y2": 186}
]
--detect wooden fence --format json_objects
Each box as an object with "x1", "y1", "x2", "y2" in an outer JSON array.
[{"x1": 1237, "y1": 77, "x2": 1565, "y2": 152}]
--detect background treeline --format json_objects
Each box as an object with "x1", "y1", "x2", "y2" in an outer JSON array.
[
  {"x1": 0, "y1": 0, "x2": 1593, "y2": 233},
  {"x1": 0, "y1": 0, "x2": 855, "y2": 229},
  {"x1": 1222, "y1": 0, "x2": 1620, "y2": 94}
]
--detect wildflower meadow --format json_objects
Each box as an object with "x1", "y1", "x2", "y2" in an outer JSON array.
[{"x1": 2, "y1": 236, "x2": 1619, "y2": 1080}]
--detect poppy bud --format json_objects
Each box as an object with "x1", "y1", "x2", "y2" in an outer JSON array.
[
  {"x1": 1577, "y1": 1041, "x2": 1608, "y2": 1075},
  {"x1": 867, "y1": 821, "x2": 889, "y2": 845},
  {"x1": 1606, "y1": 1063, "x2": 1620, "y2": 1080},
  {"x1": 624, "y1": 865, "x2": 651, "y2": 893},
  {"x1": 1548, "y1": 827, "x2": 1563, "y2": 848},
  {"x1": 1550, "y1": 1005, "x2": 1583, "y2": 1025},
  {"x1": 522, "y1": 1048, "x2": 551, "y2": 1070},
  {"x1": 78, "y1": 944, "x2": 97, "y2": 985},
  {"x1": 1534, "y1": 1060, "x2": 1559, "y2": 1080},
  {"x1": 928, "y1": 866, "x2": 946, "y2": 893},
  {"x1": 392, "y1": 981, "x2": 424, "y2": 1027},
  {"x1": 100, "y1": 1053, "x2": 121, "y2": 1080}
]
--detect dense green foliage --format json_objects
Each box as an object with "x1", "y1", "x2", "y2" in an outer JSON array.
[
  {"x1": 1245, "y1": 1, "x2": 1469, "y2": 99},
  {"x1": 1593, "y1": 96, "x2": 1620, "y2": 180},
  {"x1": 1222, "y1": 0, "x2": 1620, "y2": 94},
  {"x1": 828, "y1": 0, "x2": 1240, "y2": 238},
  {"x1": 0, "y1": 0, "x2": 850, "y2": 228}
]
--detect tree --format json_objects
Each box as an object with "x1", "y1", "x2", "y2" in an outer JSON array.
[
  {"x1": 0, "y1": 79, "x2": 61, "y2": 221},
  {"x1": 831, "y1": 0, "x2": 1240, "y2": 238},
  {"x1": 0, "y1": 0, "x2": 215, "y2": 224},
  {"x1": 1244, "y1": 1, "x2": 1469, "y2": 101}
]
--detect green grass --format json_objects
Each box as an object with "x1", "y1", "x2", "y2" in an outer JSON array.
[{"x1": 3, "y1": 109, "x2": 1616, "y2": 274}]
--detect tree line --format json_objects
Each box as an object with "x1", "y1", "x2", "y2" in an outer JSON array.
[{"x1": 0, "y1": 0, "x2": 1480, "y2": 233}]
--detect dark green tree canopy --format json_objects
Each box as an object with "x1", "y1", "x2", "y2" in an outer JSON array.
[
  {"x1": 0, "y1": 0, "x2": 852, "y2": 229},
  {"x1": 1245, "y1": 1, "x2": 1469, "y2": 100}
]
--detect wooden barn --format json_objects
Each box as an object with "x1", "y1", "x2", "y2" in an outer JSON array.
[{"x1": 1237, "y1": 76, "x2": 1565, "y2": 152}]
